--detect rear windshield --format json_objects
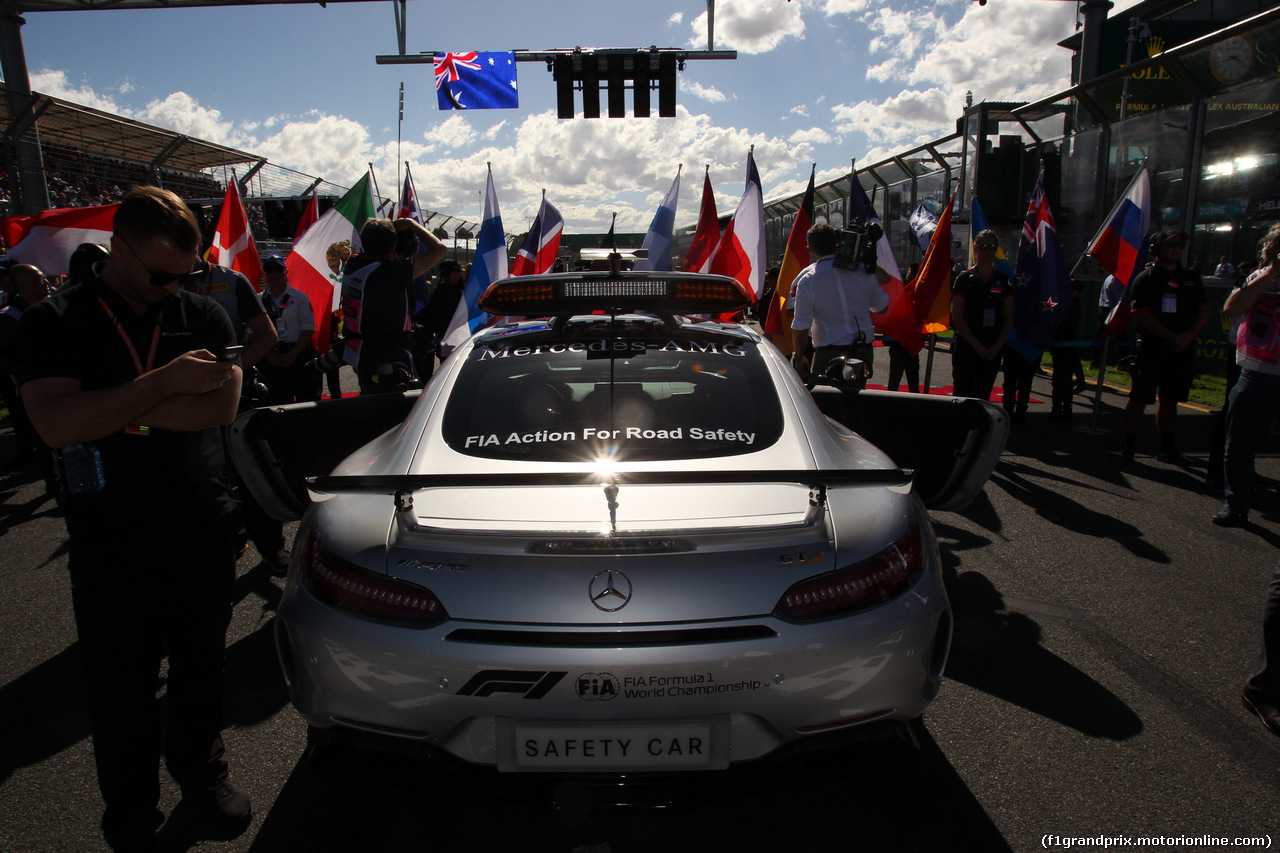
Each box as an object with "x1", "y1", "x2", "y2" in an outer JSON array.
[{"x1": 443, "y1": 332, "x2": 784, "y2": 462}]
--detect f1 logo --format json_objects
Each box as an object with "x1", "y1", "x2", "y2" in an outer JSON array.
[{"x1": 456, "y1": 670, "x2": 567, "y2": 699}]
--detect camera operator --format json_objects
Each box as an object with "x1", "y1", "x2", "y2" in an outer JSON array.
[{"x1": 789, "y1": 222, "x2": 890, "y2": 386}]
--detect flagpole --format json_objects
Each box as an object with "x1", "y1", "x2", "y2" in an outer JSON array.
[
  {"x1": 369, "y1": 162, "x2": 384, "y2": 217},
  {"x1": 923, "y1": 334, "x2": 936, "y2": 395},
  {"x1": 397, "y1": 83, "x2": 404, "y2": 201}
]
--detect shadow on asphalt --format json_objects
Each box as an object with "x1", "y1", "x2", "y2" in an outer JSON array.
[
  {"x1": 0, "y1": 567, "x2": 288, "y2": 789},
  {"x1": 240, "y1": 726, "x2": 1012, "y2": 853},
  {"x1": 0, "y1": 642, "x2": 91, "y2": 786},
  {"x1": 933, "y1": 520, "x2": 1144, "y2": 742}
]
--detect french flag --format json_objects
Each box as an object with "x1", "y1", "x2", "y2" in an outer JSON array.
[
  {"x1": 1088, "y1": 167, "x2": 1150, "y2": 337},
  {"x1": 3, "y1": 204, "x2": 117, "y2": 275},
  {"x1": 509, "y1": 193, "x2": 564, "y2": 277},
  {"x1": 707, "y1": 148, "x2": 765, "y2": 303}
]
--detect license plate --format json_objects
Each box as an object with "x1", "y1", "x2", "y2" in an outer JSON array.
[{"x1": 495, "y1": 717, "x2": 729, "y2": 772}]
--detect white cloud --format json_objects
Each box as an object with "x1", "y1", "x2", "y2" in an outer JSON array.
[
  {"x1": 434, "y1": 113, "x2": 479, "y2": 149},
  {"x1": 30, "y1": 69, "x2": 124, "y2": 114},
  {"x1": 688, "y1": 0, "x2": 805, "y2": 54},
  {"x1": 402, "y1": 108, "x2": 810, "y2": 231},
  {"x1": 669, "y1": 11, "x2": 683, "y2": 25},
  {"x1": 817, "y1": 0, "x2": 873, "y2": 14},
  {"x1": 790, "y1": 104, "x2": 809, "y2": 118},
  {"x1": 254, "y1": 113, "x2": 372, "y2": 179},
  {"x1": 789, "y1": 126, "x2": 832, "y2": 145},
  {"x1": 682, "y1": 80, "x2": 728, "y2": 103},
  {"x1": 831, "y1": 0, "x2": 1078, "y2": 155}
]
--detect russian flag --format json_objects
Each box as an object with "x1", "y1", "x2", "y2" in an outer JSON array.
[
  {"x1": 441, "y1": 166, "x2": 507, "y2": 354},
  {"x1": 1088, "y1": 167, "x2": 1150, "y2": 337},
  {"x1": 509, "y1": 193, "x2": 564, "y2": 277},
  {"x1": 633, "y1": 167, "x2": 681, "y2": 272},
  {"x1": 4, "y1": 204, "x2": 117, "y2": 275}
]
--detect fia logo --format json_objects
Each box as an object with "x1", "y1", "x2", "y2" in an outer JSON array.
[{"x1": 575, "y1": 672, "x2": 620, "y2": 701}]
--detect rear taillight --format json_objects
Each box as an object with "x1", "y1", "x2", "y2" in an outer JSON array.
[
  {"x1": 298, "y1": 530, "x2": 448, "y2": 628},
  {"x1": 773, "y1": 524, "x2": 926, "y2": 623}
]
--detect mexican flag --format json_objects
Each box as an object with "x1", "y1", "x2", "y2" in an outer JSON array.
[{"x1": 286, "y1": 172, "x2": 374, "y2": 351}]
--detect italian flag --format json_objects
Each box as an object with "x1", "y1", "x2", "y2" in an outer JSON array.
[{"x1": 286, "y1": 172, "x2": 374, "y2": 351}]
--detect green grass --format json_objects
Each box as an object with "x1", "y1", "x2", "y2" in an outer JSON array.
[{"x1": 1041, "y1": 353, "x2": 1227, "y2": 409}]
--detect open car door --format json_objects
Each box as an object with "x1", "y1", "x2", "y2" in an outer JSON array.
[
  {"x1": 809, "y1": 387, "x2": 1008, "y2": 511},
  {"x1": 227, "y1": 390, "x2": 421, "y2": 522}
]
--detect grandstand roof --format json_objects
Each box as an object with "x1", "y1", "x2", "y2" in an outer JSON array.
[{"x1": 2, "y1": 91, "x2": 262, "y2": 173}]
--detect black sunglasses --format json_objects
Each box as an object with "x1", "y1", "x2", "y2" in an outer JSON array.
[
  {"x1": 119, "y1": 234, "x2": 203, "y2": 288},
  {"x1": 975, "y1": 243, "x2": 998, "y2": 251}
]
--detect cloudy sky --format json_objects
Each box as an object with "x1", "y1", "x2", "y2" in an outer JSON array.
[{"x1": 11, "y1": 0, "x2": 1125, "y2": 233}]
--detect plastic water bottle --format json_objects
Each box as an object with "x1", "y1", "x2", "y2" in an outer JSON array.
[{"x1": 61, "y1": 443, "x2": 105, "y2": 495}]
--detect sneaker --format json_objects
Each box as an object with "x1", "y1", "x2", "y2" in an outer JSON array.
[
  {"x1": 1211, "y1": 503, "x2": 1248, "y2": 528},
  {"x1": 182, "y1": 778, "x2": 252, "y2": 823},
  {"x1": 269, "y1": 549, "x2": 291, "y2": 576}
]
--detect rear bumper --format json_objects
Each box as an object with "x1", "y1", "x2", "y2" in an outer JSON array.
[
  {"x1": 275, "y1": 561, "x2": 951, "y2": 774},
  {"x1": 304, "y1": 711, "x2": 927, "y2": 807}
]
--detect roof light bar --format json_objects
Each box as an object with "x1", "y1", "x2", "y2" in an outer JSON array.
[{"x1": 477, "y1": 271, "x2": 753, "y2": 317}]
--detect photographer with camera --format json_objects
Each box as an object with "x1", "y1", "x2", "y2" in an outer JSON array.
[
  {"x1": 950, "y1": 230, "x2": 1014, "y2": 402},
  {"x1": 789, "y1": 221, "x2": 890, "y2": 387}
]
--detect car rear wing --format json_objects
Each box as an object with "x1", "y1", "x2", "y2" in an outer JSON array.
[{"x1": 306, "y1": 468, "x2": 914, "y2": 514}]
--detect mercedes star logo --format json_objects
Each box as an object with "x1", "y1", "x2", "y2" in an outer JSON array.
[{"x1": 589, "y1": 569, "x2": 633, "y2": 612}]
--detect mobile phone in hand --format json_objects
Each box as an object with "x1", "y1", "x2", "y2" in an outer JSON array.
[{"x1": 216, "y1": 346, "x2": 244, "y2": 362}]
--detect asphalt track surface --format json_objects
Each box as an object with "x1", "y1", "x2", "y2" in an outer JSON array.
[{"x1": 2, "y1": 347, "x2": 1279, "y2": 853}]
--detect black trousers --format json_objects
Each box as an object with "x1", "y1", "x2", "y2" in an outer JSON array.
[
  {"x1": 66, "y1": 511, "x2": 237, "y2": 846},
  {"x1": 1249, "y1": 558, "x2": 1280, "y2": 701}
]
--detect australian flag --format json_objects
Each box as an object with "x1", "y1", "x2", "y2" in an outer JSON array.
[
  {"x1": 1008, "y1": 165, "x2": 1073, "y2": 363},
  {"x1": 434, "y1": 51, "x2": 519, "y2": 110}
]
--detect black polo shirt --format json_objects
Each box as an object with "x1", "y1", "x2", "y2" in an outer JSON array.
[
  {"x1": 1130, "y1": 263, "x2": 1208, "y2": 350},
  {"x1": 951, "y1": 267, "x2": 1014, "y2": 346},
  {"x1": 15, "y1": 273, "x2": 238, "y2": 525}
]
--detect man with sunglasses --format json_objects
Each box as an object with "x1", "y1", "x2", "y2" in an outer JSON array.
[
  {"x1": 15, "y1": 186, "x2": 250, "y2": 852},
  {"x1": 1120, "y1": 229, "x2": 1209, "y2": 465}
]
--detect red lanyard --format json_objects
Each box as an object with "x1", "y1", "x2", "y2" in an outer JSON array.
[{"x1": 98, "y1": 297, "x2": 164, "y2": 376}]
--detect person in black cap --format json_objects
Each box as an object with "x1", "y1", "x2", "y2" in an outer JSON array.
[{"x1": 1120, "y1": 229, "x2": 1209, "y2": 464}]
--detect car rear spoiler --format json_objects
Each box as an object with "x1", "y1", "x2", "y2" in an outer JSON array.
[{"x1": 307, "y1": 468, "x2": 913, "y2": 513}]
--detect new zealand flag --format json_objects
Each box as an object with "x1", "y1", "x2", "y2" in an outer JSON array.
[
  {"x1": 1008, "y1": 165, "x2": 1073, "y2": 363},
  {"x1": 434, "y1": 51, "x2": 519, "y2": 110}
]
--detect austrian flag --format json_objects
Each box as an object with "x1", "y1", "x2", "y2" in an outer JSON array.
[{"x1": 434, "y1": 51, "x2": 519, "y2": 110}]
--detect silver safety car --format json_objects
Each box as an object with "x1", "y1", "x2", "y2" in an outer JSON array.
[{"x1": 229, "y1": 269, "x2": 1006, "y2": 790}]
